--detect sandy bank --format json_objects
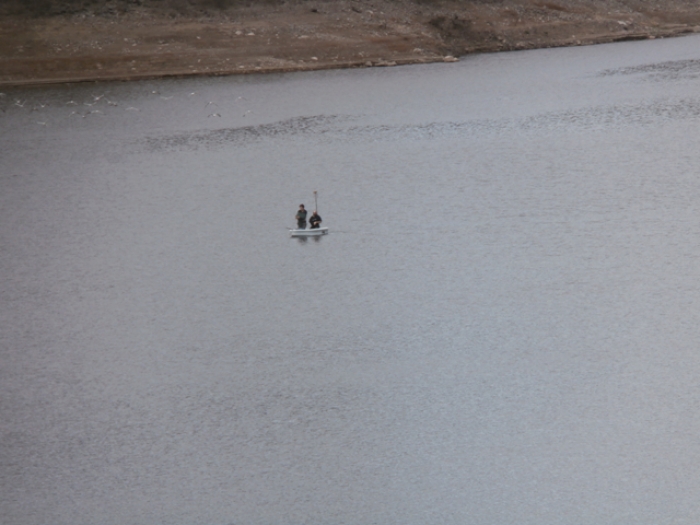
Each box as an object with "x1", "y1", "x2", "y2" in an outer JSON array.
[{"x1": 2, "y1": 0, "x2": 700, "y2": 86}]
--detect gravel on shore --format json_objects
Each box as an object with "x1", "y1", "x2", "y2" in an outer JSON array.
[{"x1": 2, "y1": 0, "x2": 700, "y2": 86}]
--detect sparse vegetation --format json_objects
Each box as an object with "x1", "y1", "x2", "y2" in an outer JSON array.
[
  {"x1": 2, "y1": 0, "x2": 700, "y2": 85},
  {"x1": 0, "y1": 0, "x2": 287, "y2": 17}
]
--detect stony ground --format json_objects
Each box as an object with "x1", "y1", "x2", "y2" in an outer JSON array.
[{"x1": 2, "y1": 0, "x2": 700, "y2": 86}]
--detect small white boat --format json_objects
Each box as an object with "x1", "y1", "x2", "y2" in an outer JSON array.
[
  {"x1": 291, "y1": 191, "x2": 328, "y2": 237},
  {"x1": 290, "y1": 227, "x2": 329, "y2": 237}
]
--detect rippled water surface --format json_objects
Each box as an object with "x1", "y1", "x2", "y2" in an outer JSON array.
[{"x1": 4, "y1": 35, "x2": 700, "y2": 525}]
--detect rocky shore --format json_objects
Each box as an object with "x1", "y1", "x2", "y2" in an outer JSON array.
[{"x1": 3, "y1": 0, "x2": 700, "y2": 86}]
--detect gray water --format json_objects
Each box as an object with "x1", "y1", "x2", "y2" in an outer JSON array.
[{"x1": 3, "y1": 34, "x2": 700, "y2": 525}]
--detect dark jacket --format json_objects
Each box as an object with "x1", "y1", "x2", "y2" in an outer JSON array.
[{"x1": 309, "y1": 212, "x2": 322, "y2": 228}]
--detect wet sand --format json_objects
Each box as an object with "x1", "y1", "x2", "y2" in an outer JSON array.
[{"x1": 2, "y1": 0, "x2": 700, "y2": 86}]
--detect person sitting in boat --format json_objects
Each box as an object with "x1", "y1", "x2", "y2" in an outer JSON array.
[
  {"x1": 295, "y1": 204, "x2": 307, "y2": 229},
  {"x1": 309, "y1": 211, "x2": 322, "y2": 229}
]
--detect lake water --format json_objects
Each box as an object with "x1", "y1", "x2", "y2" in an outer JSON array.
[{"x1": 3, "y1": 34, "x2": 700, "y2": 525}]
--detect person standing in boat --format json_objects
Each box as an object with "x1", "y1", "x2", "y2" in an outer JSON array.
[
  {"x1": 309, "y1": 210, "x2": 322, "y2": 229},
  {"x1": 295, "y1": 204, "x2": 307, "y2": 229}
]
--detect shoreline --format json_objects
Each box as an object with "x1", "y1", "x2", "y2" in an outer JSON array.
[{"x1": 3, "y1": 0, "x2": 700, "y2": 87}]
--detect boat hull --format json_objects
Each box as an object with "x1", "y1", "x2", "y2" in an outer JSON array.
[{"x1": 290, "y1": 227, "x2": 329, "y2": 237}]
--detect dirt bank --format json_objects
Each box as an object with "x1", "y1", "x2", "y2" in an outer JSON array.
[{"x1": 3, "y1": 0, "x2": 700, "y2": 86}]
